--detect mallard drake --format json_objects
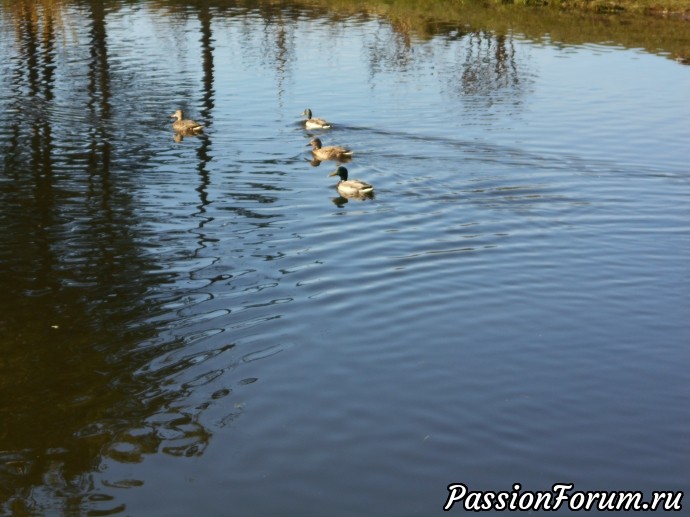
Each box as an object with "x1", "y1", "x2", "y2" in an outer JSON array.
[
  {"x1": 308, "y1": 138, "x2": 353, "y2": 162},
  {"x1": 170, "y1": 110, "x2": 204, "y2": 133},
  {"x1": 302, "y1": 108, "x2": 332, "y2": 129},
  {"x1": 329, "y1": 166, "x2": 374, "y2": 197}
]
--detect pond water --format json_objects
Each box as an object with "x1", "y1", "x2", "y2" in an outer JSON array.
[{"x1": 1, "y1": 0, "x2": 689, "y2": 514}]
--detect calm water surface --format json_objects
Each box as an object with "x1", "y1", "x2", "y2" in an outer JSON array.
[{"x1": 1, "y1": 1, "x2": 689, "y2": 514}]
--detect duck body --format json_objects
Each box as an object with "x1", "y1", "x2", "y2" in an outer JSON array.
[
  {"x1": 329, "y1": 166, "x2": 374, "y2": 197},
  {"x1": 308, "y1": 138, "x2": 353, "y2": 162},
  {"x1": 302, "y1": 108, "x2": 332, "y2": 129},
  {"x1": 171, "y1": 110, "x2": 204, "y2": 133}
]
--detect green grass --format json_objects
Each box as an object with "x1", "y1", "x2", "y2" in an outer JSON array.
[
  {"x1": 297, "y1": 0, "x2": 690, "y2": 62},
  {"x1": 3, "y1": 0, "x2": 689, "y2": 62},
  {"x1": 311, "y1": 0, "x2": 690, "y2": 16}
]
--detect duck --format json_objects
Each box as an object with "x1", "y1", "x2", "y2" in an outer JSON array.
[
  {"x1": 170, "y1": 110, "x2": 204, "y2": 133},
  {"x1": 329, "y1": 166, "x2": 374, "y2": 197},
  {"x1": 302, "y1": 108, "x2": 332, "y2": 129},
  {"x1": 308, "y1": 138, "x2": 353, "y2": 162}
]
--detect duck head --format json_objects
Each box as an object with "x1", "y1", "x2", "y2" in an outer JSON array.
[
  {"x1": 307, "y1": 138, "x2": 323, "y2": 149},
  {"x1": 328, "y1": 166, "x2": 349, "y2": 181}
]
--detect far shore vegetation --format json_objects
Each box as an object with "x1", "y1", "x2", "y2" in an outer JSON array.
[
  {"x1": 377, "y1": 0, "x2": 690, "y2": 16},
  {"x1": 300, "y1": 0, "x2": 690, "y2": 61},
  {"x1": 3, "y1": 0, "x2": 689, "y2": 63}
]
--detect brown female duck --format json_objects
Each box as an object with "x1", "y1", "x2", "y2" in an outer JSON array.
[
  {"x1": 170, "y1": 110, "x2": 204, "y2": 133},
  {"x1": 307, "y1": 138, "x2": 353, "y2": 162}
]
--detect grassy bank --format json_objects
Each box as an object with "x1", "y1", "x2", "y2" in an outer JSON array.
[
  {"x1": 3, "y1": 0, "x2": 689, "y2": 63},
  {"x1": 297, "y1": 0, "x2": 690, "y2": 62},
  {"x1": 483, "y1": 0, "x2": 689, "y2": 15},
  {"x1": 529, "y1": 0, "x2": 690, "y2": 15},
  {"x1": 303, "y1": 0, "x2": 690, "y2": 17}
]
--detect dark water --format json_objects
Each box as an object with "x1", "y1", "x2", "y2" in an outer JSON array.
[{"x1": 1, "y1": 1, "x2": 689, "y2": 515}]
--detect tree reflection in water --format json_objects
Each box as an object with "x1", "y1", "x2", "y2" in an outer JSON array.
[
  {"x1": 0, "y1": 2, "x2": 220, "y2": 514},
  {"x1": 460, "y1": 31, "x2": 524, "y2": 104}
]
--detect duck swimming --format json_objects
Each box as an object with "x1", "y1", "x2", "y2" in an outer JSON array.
[
  {"x1": 170, "y1": 110, "x2": 204, "y2": 133},
  {"x1": 308, "y1": 138, "x2": 353, "y2": 162},
  {"x1": 329, "y1": 166, "x2": 374, "y2": 197},
  {"x1": 302, "y1": 108, "x2": 332, "y2": 129}
]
